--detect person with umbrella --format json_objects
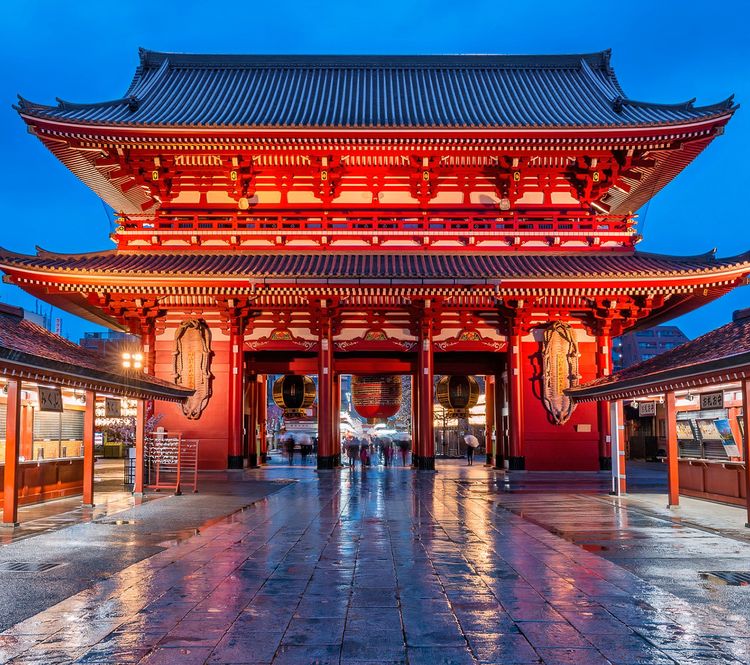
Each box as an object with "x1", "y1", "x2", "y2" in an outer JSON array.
[{"x1": 463, "y1": 431, "x2": 479, "y2": 466}]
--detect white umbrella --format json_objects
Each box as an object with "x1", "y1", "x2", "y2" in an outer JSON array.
[{"x1": 464, "y1": 434, "x2": 480, "y2": 448}]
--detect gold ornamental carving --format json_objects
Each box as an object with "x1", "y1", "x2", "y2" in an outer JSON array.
[{"x1": 174, "y1": 319, "x2": 213, "y2": 419}]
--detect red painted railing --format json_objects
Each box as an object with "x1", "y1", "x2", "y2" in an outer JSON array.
[{"x1": 116, "y1": 206, "x2": 636, "y2": 250}]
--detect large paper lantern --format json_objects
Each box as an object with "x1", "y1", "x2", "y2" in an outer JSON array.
[
  {"x1": 272, "y1": 375, "x2": 316, "y2": 418},
  {"x1": 436, "y1": 375, "x2": 479, "y2": 418},
  {"x1": 352, "y1": 375, "x2": 402, "y2": 423}
]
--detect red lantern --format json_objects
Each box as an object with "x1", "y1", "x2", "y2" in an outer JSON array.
[{"x1": 352, "y1": 375, "x2": 402, "y2": 423}]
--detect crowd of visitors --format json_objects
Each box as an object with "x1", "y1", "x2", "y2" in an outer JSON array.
[{"x1": 342, "y1": 432, "x2": 410, "y2": 468}]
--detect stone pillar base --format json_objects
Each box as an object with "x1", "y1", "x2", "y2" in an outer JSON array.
[
  {"x1": 599, "y1": 456, "x2": 613, "y2": 471},
  {"x1": 494, "y1": 457, "x2": 505, "y2": 470},
  {"x1": 414, "y1": 455, "x2": 436, "y2": 471},
  {"x1": 508, "y1": 456, "x2": 526, "y2": 471},
  {"x1": 247, "y1": 453, "x2": 259, "y2": 469},
  {"x1": 228, "y1": 455, "x2": 245, "y2": 470},
  {"x1": 317, "y1": 455, "x2": 337, "y2": 470}
]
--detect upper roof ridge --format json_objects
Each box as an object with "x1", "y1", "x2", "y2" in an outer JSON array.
[{"x1": 136, "y1": 48, "x2": 614, "y2": 70}]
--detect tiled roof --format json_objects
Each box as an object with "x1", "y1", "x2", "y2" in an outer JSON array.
[
  {"x1": 0, "y1": 249, "x2": 748, "y2": 281},
  {"x1": 15, "y1": 49, "x2": 736, "y2": 129},
  {"x1": 571, "y1": 309, "x2": 750, "y2": 400},
  {"x1": 0, "y1": 306, "x2": 191, "y2": 400}
]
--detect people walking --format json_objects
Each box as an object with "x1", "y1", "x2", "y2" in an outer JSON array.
[{"x1": 463, "y1": 432, "x2": 479, "y2": 466}]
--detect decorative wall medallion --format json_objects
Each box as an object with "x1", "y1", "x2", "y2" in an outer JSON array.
[
  {"x1": 541, "y1": 322, "x2": 579, "y2": 425},
  {"x1": 174, "y1": 319, "x2": 213, "y2": 419},
  {"x1": 436, "y1": 328, "x2": 507, "y2": 352},
  {"x1": 246, "y1": 328, "x2": 317, "y2": 352},
  {"x1": 336, "y1": 328, "x2": 416, "y2": 352}
]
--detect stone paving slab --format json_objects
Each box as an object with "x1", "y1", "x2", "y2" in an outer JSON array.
[{"x1": 0, "y1": 463, "x2": 748, "y2": 664}]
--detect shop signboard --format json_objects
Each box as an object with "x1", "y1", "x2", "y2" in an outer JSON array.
[
  {"x1": 105, "y1": 397, "x2": 122, "y2": 418},
  {"x1": 638, "y1": 401, "x2": 657, "y2": 417},
  {"x1": 699, "y1": 391, "x2": 724, "y2": 410},
  {"x1": 38, "y1": 386, "x2": 63, "y2": 412},
  {"x1": 714, "y1": 418, "x2": 740, "y2": 457}
]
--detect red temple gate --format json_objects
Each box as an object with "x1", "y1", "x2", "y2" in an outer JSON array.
[{"x1": 2, "y1": 49, "x2": 748, "y2": 471}]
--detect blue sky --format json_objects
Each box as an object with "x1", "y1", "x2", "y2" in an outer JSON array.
[{"x1": 0, "y1": 0, "x2": 747, "y2": 340}]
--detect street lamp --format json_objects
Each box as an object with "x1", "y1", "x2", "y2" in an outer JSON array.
[{"x1": 122, "y1": 351, "x2": 143, "y2": 370}]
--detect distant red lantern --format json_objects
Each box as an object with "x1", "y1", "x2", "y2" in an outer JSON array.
[
  {"x1": 436, "y1": 375, "x2": 480, "y2": 418},
  {"x1": 352, "y1": 375, "x2": 402, "y2": 423},
  {"x1": 272, "y1": 375, "x2": 316, "y2": 418}
]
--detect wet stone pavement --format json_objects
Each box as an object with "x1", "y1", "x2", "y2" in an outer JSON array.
[{"x1": 0, "y1": 462, "x2": 749, "y2": 664}]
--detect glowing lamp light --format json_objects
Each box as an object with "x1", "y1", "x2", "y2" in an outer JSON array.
[{"x1": 122, "y1": 351, "x2": 144, "y2": 370}]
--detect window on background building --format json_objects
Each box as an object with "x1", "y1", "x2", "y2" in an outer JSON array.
[{"x1": 642, "y1": 354, "x2": 656, "y2": 360}]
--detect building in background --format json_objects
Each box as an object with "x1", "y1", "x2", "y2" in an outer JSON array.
[
  {"x1": 612, "y1": 326, "x2": 690, "y2": 372},
  {"x1": 79, "y1": 330, "x2": 139, "y2": 364}
]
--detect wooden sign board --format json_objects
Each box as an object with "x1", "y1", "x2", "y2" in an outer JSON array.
[
  {"x1": 105, "y1": 397, "x2": 122, "y2": 418},
  {"x1": 638, "y1": 401, "x2": 657, "y2": 417},
  {"x1": 38, "y1": 386, "x2": 63, "y2": 412},
  {"x1": 699, "y1": 392, "x2": 724, "y2": 410}
]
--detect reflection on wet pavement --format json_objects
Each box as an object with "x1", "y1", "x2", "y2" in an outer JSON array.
[{"x1": 0, "y1": 461, "x2": 748, "y2": 664}]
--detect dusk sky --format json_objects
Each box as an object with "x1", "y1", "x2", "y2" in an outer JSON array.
[{"x1": 1, "y1": 1, "x2": 747, "y2": 341}]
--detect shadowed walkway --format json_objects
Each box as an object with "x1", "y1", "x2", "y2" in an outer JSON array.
[{"x1": 0, "y1": 462, "x2": 748, "y2": 664}]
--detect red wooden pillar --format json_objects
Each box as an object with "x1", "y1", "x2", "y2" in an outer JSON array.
[
  {"x1": 494, "y1": 373, "x2": 506, "y2": 469},
  {"x1": 665, "y1": 390, "x2": 680, "y2": 508},
  {"x1": 133, "y1": 399, "x2": 146, "y2": 496},
  {"x1": 485, "y1": 376, "x2": 495, "y2": 466},
  {"x1": 417, "y1": 314, "x2": 435, "y2": 470},
  {"x1": 507, "y1": 326, "x2": 525, "y2": 470},
  {"x1": 742, "y1": 378, "x2": 750, "y2": 528},
  {"x1": 247, "y1": 379, "x2": 259, "y2": 468},
  {"x1": 317, "y1": 315, "x2": 335, "y2": 469},
  {"x1": 609, "y1": 399, "x2": 626, "y2": 495},
  {"x1": 258, "y1": 376, "x2": 268, "y2": 464},
  {"x1": 596, "y1": 333, "x2": 612, "y2": 470},
  {"x1": 333, "y1": 374, "x2": 341, "y2": 466},
  {"x1": 2, "y1": 379, "x2": 21, "y2": 527},
  {"x1": 82, "y1": 389, "x2": 96, "y2": 508},
  {"x1": 228, "y1": 325, "x2": 245, "y2": 469},
  {"x1": 411, "y1": 372, "x2": 420, "y2": 467}
]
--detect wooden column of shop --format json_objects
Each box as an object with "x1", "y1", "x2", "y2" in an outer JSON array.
[
  {"x1": 609, "y1": 399, "x2": 626, "y2": 495},
  {"x1": 133, "y1": 399, "x2": 146, "y2": 496},
  {"x1": 416, "y1": 310, "x2": 435, "y2": 471},
  {"x1": 82, "y1": 389, "x2": 96, "y2": 507},
  {"x1": 2, "y1": 379, "x2": 21, "y2": 527},
  {"x1": 665, "y1": 391, "x2": 680, "y2": 508}
]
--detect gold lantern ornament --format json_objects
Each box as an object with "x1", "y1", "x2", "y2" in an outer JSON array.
[
  {"x1": 272, "y1": 375, "x2": 316, "y2": 418},
  {"x1": 436, "y1": 375, "x2": 480, "y2": 418},
  {"x1": 351, "y1": 375, "x2": 402, "y2": 424}
]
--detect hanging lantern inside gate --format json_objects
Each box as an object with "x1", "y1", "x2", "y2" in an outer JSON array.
[
  {"x1": 436, "y1": 375, "x2": 480, "y2": 418},
  {"x1": 272, "y1": 375, "x2": 316, "y2": 418},
  {"x1": 352, "y1": 375, "x2": 402, "y2": 424}
]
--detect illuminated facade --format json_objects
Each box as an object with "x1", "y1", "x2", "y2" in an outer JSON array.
[{"x1": 2, "y1": 49, "x2": 748, "y2": 471}]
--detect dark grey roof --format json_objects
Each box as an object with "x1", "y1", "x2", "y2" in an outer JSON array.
[
  {"x1": 1, "y1": 248, "x2": 748, "y2": 280},
  {"x1": 15, "y1": 49, "x2": 736, "y2": 129}
]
